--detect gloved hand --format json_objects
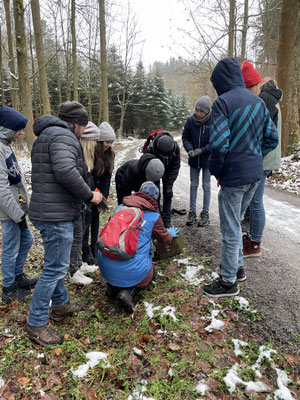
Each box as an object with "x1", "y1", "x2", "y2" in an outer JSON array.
[
  {"x1": 18, "y1": 215, "x2": 27, "y2": 231},
  {"x1": 193, "y1": 148, "x2": 202, "y2": 156},
  {"x1": 167, "y1": 226, "x2": 179, "y2": 237},
  {"x1": 188, "y1": 150, "x2": 195, "y2": 158}
]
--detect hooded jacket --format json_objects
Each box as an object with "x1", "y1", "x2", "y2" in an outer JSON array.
[
  {"x1": 115, "y1": 153, "x2": 159, "y2": 205},
  {"x1": 29, "y1": 115, "x2": 93, "y2": 222},
  {"x1": 182, "y1": 115, "x2": 211, "y2": 169},
  {"x1": 0, "y1": 107, "x2": 29, "y2": 222},
  {"x1": 99, "y1": 192, "x2": 172, "y2": 287},
  {"x1": 260, "y1": 80, "x2": 283, "y2": 171},
  {"x1": 209, "y1": 58, "x2": 278, "y2": 187}
]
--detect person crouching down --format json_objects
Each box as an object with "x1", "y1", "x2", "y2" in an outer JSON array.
[{"x1": 98, "y1": 182, "x2": 177, "y2": 313}]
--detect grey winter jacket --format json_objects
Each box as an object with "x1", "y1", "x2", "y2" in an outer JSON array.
[
  {"x1": 29, "y1": 115, "x2": 93, "y2": 222},
  {"x1": 0, "y1": 127, "x2": 29, "y2": 223}
]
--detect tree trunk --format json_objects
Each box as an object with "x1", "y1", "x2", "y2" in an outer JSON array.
[
  {"x1": 28, "y1": 19, "x2": 39, "y2": 117},
  {"x1": 71, "y1": 0, "x2": 78, "y2": 101},
  {"x1": 0, "y1": 28, "x2": 5, "y2": 106},
  {"x1": 228, "y1": 0, "x2": 236, "y2": 57},
  {"x1": 241, "y1": 0, "x2": 249, "y2": 60},
  {"x1": 13, "y1": 0, "x2": 35, "y2": 147},
  {"x1": 276, "y1": 0, "x2": 300, "y2": 155},
  {"x1": 31, "y1": 0, "x2": 51, "y2": 114},
  {"x1": 99, "y1": 0, "x2": 109, "y2": 122},
  {"x1": 4, "y1": 0, "x2": 19, "y2": 110}
]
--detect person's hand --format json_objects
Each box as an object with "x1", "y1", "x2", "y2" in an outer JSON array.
[
  {"x1": 193, "y1": 148, "x2": 202, "y2": 156},
  {"x1": 91, "y1": 191, "x2": 103, "y2": 205},
  {"x1": 167, "y1": 226, "x2": 179, "y2": 237},
  {"x1": 18, "y1": 215, "x2": 27, "y2": 231},
  {"x1": 188, "y1": 150, "x2": 195, "y2": 158}
]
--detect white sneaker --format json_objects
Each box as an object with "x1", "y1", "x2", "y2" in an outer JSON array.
[
  {"x1": 70, "y1": 270, "x2": 93, "y2": 286},
  {"x1": 80, "y1": 262, "x2": 98, "y2": 274}
]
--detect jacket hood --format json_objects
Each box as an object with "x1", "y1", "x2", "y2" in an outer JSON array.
[
  {"x1": 0, "y1": 106, "x2": 29, "y2": 142},
  {"x1": 137, "y1": 153, "x2": 157, "y2": 174},
  {"x1": 123, "y1": 192, "x2": 159, "y2": 212},
  {"x1": 261, "y1": 80, "x2": 283, "y2": 101},
  {"x1": 33, "y1": 114, "x2": 70, "y2": 137},
  {"x1": 210, "y1": 58, "x2": 245, "y2": 96}
]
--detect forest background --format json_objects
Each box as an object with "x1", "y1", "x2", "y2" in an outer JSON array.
[{"x1": 0, "y1": 0, "x2": 299, "y2": 155}]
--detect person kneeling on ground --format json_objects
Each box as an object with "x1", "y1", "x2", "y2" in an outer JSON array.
[{"x1": 98, "y1": 182, "x2": 178, "y2": 313}]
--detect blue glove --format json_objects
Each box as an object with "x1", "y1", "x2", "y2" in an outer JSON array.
[{"x1": 167, "y1": 226, "x2": 179, "y2": 237}]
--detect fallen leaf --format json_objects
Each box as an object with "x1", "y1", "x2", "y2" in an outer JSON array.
[
  {"x1": 54, "y1": 348, "x2": 62, "y2": 356},
  {"x1": 166, "y1": 343, "x2": 180, "y2": 351},
  {"x1": 18, "y1": 377, "x2": 30, "y2": 386},
  {"x1": 87, "y1": 390, "x2": 97, "y2": 400}
]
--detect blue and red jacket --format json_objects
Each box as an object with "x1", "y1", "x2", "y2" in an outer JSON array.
[{"x1": 209, "y1": 58, "x2": 278, "y2": 187}]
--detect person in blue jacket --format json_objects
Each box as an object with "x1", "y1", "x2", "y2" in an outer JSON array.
[
  {"x1": 98, "y1": 181, "x2": 177, "y2": 313},
  {"x1": 203, "y1": 57, "x2": 278, "y2": 298},
  {"x1": 182, "y1": 96, "x2": 212, "y2": 227}
]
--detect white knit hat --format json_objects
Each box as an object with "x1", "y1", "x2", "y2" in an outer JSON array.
[
  {"x1": 99, "y1": 122, "x2": 116, "y2": 142},
  {"x1": 81, "y1": 121, "x2": 101, "y2": 141}
]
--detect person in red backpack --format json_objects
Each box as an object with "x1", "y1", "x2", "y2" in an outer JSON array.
[
  {"x1": 98, "y1": 181, "x2": 177, "y2": 313},
  {"x1": 141, "y1": 131, "x2": 181, "y2": 228}
]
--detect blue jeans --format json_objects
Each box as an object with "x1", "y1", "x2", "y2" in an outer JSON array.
[
  {"x1": 247, "y1": 171, "x2": 270, "y2": 241},
  {"x1": 189, "y1": 167, "x2": 211, "y2": 214},
  {"x1": 1, "y1": 219, "x2": 34, "y2": 287},
  {"x1": 219, "y1": 182, "x2": 260, "y2": 283},
  {"x1": 27, "y1": 221, "x2": 74, "y2": 326}
]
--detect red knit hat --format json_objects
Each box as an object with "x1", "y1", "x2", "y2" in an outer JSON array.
[{"x1": 241, "y1": 61, "x2": 262, "y2": 88}]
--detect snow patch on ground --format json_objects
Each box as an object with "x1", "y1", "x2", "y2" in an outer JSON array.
[
  {"x1": 181, "y1": 265, "x2": 205, "y2": 285},
  {"x1": 144, "y1": 302, "x2": 177, "y2": 322},
  {"x1": 127, "y1": 379, "x2": 157, "y2": 400},
  {"x1": 72, "y1": 352, "x2": 110, "y2": 378},
  {"x1": 204, "y1": 309, "x2": 225, "y2": 332},
  {"x1": 195, "y1": 381, "x2": 208, "y2": 395},
  {"x1": 232, "y1": 338, "x2": 248, "y2": 356},
  {"x1": 224, "y1": 363, "x2": 270, "y2": 394}
]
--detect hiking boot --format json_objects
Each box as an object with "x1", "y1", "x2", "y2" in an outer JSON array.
[
  {"x1": 69, "y1": 270, "x2": 93, "y2": 286},
  {"x1": 198, "y1": 211, "x2": 210, "y2": 227},
  {"x1": 50, "y1": 300, "x2": 87, "y2": 322},
  {"x1": 82, "y1": 247, "x2": 96, "y2": 265},
  {"x1": 116, "y1": 287, "x2": 140, "y2": 313},
  {"x1": 237, "y1": 267, "x2": 246, "y2": 282},
  {"x1": 241, "y1": 213, "x2": 250, "y2": 232},
  {"x1": 105, "y1": 283, "x2": 121, "y2": 299},
  {"x1": 243, "y1": 240, "x2": 261, "y2": 258},
  {"x1": 186, "y1": 211, "x2": 197, "y2": 226},
  {"x1": 203, "y1": 277, "x2": 239, "y2": 298},
  {"x1": 2, "y1": 282, "x2": 28, "y2": 304},
  {"x1": 24, "y1": 322, "x2": 63, "y2": 346},
  {"x1": 15, "y1": 273, "x2": 38, "y2": 290}
]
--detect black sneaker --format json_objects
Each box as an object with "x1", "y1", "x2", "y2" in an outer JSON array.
[
  {"x1": 186, "y1": 211, "x2": 197, "y2": 226},
  {"x1": 116, "y1": 288, "x2": 140, "y2": 313},
  {"x1": 15, "y1": 273, "x2": 38, "y2": 290},
  {"x1": 203, "y1": 278, "x2": 239, "y2": 298},
  {"x1": 198, "y1": 212, "x2": 210, "y2": 227},
  {"x1": 2, "y1": 282, "x2": 28, "y2": 304},
  {"x1": 237, "y1": 267, "x2": 246, "y2": 282},
  {"x1": 105, "y1": 283, "x2": 120, "y2": 299}
]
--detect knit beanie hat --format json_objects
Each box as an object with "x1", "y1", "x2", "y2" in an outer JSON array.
[
  {"x1": 194, "y1": 95, "x2": 211, "y2": 114},
  {"x1": 81, "y1": 121, "x2": 101, "y2": 141},
  {"x1": 58, "y1": 101, "x2": 89, "y2": 126},
  {"x1": 156, "y1": 134, "x2": 175, "y2": 155},
  {"x1": 139, "y1": 181, "x2": 159, "y2": 201},
  {"x1": 145, "y1": 158, "x2": 165, "y2": 182},
  {"x1": 99, "y1": 121, "x2": 116, "y2": 142},
  {"x1": 0, "y1": 106, "x2": 28, "y2": 132},
  {"x1": 241, "y1": 61, "x2": 262, "y2": 88}
]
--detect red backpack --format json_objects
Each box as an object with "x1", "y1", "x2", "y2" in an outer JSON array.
[
  {"x1": 98, "y1": 206, "x2": 145, "y2": 261},
  {"x1": 140, "y1": 130, "x2": 165, "y2": 153}
]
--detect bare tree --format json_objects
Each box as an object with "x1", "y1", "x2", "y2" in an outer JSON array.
[
  {"x1": 276, "y1": 0, "x2": 300, "y2": 155},
  {"x1": 240, "y1": 0, "x2": 249, "y2": 60},
  {"x1": 0, "y1": 27, "x2": 4, "y2": 106},
  {"x1": 31, "y1": 0, "x2": 51, "y2": 114},
  {"x1": 99, "y1": 0, "x2": 109, "y2": 122},
  {"x1": 71, "y1": 0, "x2": 78, "y2": 100},
  {"x1": 13, "y1": 0, "x2": 35, "y2": 146},
  {"x1": 228, "y1": 0, "x2": 236, "y2": 57},
  {"x1": 4, "y1": 0, "x2": 19, "y2": 110}
]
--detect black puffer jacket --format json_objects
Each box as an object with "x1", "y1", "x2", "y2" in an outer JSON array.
[
  {"x1": 115, "y1": 153, "x2": 157, "y2": 205},
  {"x1": 29, "y1": 115, "x2": 93, "y2": 222},
  {"x1": 259, "y1": 80, "x2": 283, "y2": 127}
]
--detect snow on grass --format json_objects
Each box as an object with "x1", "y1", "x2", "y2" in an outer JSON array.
[
  {"x1": 224, "y1": 363, "x2": 270, "y2": 394},
  {"x1": 161, "y1": 306, "x2": 177, "y2": 322},
  {"x1": 274, "y1": 368, "x2": 294, "y2": 400},
  {"x1": 144, "y1": 302, "x2": 178, "y2": 322},
  {"x1": 127, "y1": 379, "x2": 157, "y2": 400},
  {"x1": 72, "y1": 352, "x2": 110, "y2": 378},
  {"x1": 232, "y1": 338, "x2": 248, "y2": 356},
  {"x1": 181, "y1": 265, "x2": 205, "y2": 285},
  {"x1": 144, "y1": 302, "x2": 161, "y2": 319},
  {"x1": 234, "y1": 296, "x2": 257, "y2": 314},
  {"x1": 204, "y1": 309, "x2": 225, "y2": 332},
  {"x1": 251, "y1": 345, "x2": 277, "y2": 377},
  {"x1": 195, "y1": 381, "x2": 208, "y2": 395}
]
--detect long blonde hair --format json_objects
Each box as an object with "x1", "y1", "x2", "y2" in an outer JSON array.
[
  {"x1": 80, "y1": 140, "x2": 97, "y2": 172},
  {"x1": 94, "y1": 141, "x2": 115, "y2": 176}
]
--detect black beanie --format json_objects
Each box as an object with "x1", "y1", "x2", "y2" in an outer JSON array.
[
  {"x1": 156, "y1": 134, "x2": 174, "y2": 155},
  {"x1": 58, "y1": 101, "x2": 89, "y2": 126}
]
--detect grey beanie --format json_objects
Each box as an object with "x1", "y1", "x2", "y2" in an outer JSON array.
[
  {"x1": 156, "y1": 134, "x2": 175, "y2": 155},
  {"x1": 58, "y1": 101, "x2": 89, "y2": 126},
  {"x1": 194, "y1": 96, "x2": 212, "y2": 114},
  {"x1": 81, "y1": 121, "x2": 101, "y2": 141},
  {"x1": 145, "y1": 158, "x2": 165, "y2": 182},
  {"x1": 139, "y1": 181, "x2": 159, "y2": 201},
  {"x1": 99, "y1": 121, "x2": 116, "y2": 142}
]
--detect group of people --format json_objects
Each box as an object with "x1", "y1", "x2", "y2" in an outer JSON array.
[{"x1": 0, "y1": 56, "x2": 280, "y2": 346}]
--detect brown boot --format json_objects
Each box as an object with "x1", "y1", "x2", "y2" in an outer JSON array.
[
  {"x1": 243, "y1": 239, "x2": 261, "y2": 258},
  {"x1": 50, "y1": 300, "x2": 87, "y2": 322},
  {"x1": 24, "y1": 322, "x2": 63, "y2": 346}
]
